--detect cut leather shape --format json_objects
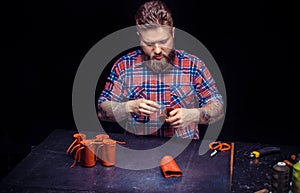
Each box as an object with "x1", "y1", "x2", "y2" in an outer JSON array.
[
  {"x1": 80, "y1": 140, "x2": 97, "y2": 167},
  {"x1": 68, "y1": 133, "x2": 125, "y2": 168},
  {"x1": 159, "y1": 107, "x2": 175, "y2": 123},
  {"x1": 100, "y1": 139, "x2": 117, "y2": 167},
  {"x1": 95, "y1": 141, "x2": 104, "y2": 162},
  {"x1": 71, "y1": 139, "x2": 97, "y2": 168},
  {"x1": 160, "y1": 155, "x2": 182, "y2": 178}
]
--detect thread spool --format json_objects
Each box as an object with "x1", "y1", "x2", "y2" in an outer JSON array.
[
  {"x1": 291, "y1": 161, "x2": 300, "y2": 193},
  {"x1": 272, "y1": 161, "x2": 290, "y2": 193}
]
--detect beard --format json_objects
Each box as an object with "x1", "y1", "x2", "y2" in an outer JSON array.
[{"x1": 143, "y1": 50, "x2": 175, "y2": 73}]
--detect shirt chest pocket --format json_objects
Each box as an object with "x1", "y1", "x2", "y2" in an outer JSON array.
[
  {"x1": 170, "y1": 85, "x2": 196, "y2": 107},
  {"x1": 126, "y1": 86, "x2": 146, "y2": 100}
]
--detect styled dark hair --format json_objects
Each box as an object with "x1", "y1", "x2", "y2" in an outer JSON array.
[{"x1": 135, "y1": 0, "x2": 173, "y2": 29}]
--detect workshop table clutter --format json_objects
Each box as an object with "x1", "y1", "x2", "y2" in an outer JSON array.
[
  {"x1": 0, "y1": 129, "x2": 299, "y2": 193},
  {"x1": 0, "y1": 129, "x2": 233, "y2": 193},
  {"x1": 66, "y1": 132, "x2": 120, "y2": 168}
]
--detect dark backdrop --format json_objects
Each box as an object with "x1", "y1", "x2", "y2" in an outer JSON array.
[{"x1": 2, "y1": 0, "x2": 299, "y2": 180}]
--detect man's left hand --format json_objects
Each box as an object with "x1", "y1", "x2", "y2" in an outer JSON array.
[{"x1": 165, "y1": 108, "x2": 199, "y2": 129}]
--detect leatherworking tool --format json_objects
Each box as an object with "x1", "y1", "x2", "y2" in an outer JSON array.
[
  {"x1": 249, "y1": 146, "x2": 280, "y2": 158},
  {"x1": 229, "y1": 142, "x2": 235, "y2": 192},
  {"x1": 209, "y1": 141, "x2": 231, "y2": 157},
  {"x1": 254, "y1": 188, "x2": 269, "y2": 193}
]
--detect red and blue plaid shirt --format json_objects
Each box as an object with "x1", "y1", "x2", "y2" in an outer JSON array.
[{"x1": 98, "y1": 49, "x2": 223, "y2": 139}]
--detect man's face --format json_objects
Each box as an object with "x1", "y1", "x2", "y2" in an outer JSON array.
[{"x1": 138, "y1": 26, "x2": 175, "y2": 73}]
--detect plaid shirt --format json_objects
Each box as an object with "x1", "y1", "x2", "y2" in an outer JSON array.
[{"x1": 98, "y1": 49, "x2": 223, "y2": 139}]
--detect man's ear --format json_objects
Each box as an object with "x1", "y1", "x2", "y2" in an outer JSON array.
[{"x1": 172, "y1": 27, "x2": 175, "y2": 38}]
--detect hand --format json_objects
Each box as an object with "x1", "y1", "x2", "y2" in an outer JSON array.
[
  {"x1": 126, "y1": 99, "x2": 161, "y2": 116},
  {"x1": 165, "y1": 108, "x2": 199, "y2": 129}
]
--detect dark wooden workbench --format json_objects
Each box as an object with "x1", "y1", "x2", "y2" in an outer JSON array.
[
  {"x1": 0, "y1": 129, "x2": 299, "y2": 193},
  {"x1": 0, "y1": 129, "x2": 232, "y2": 193}
]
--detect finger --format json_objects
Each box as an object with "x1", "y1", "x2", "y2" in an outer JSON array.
[
  {"x1": 168, "y1": 108, "x2": 180, "y2": 117},
  {"x1": 165, "y1": 107, "x2": 175, "y2": 116},
  {"x1": 138, "y1": 109, "x2": 151, "y2": 116},
  {"x1": 172, "y1": 124, "x2": 181, "y2": 129},
  {"x1": 171, "y1": 122, "x2": 183, "y2": 129},
  {"x1": 139, "y1": 103, "x2": 159, "y2": 113},
  {"x1": 166, "y1": 114, "x2": 180, "y2": 123},
  {"x1": 144, "y1": 99, "x2": 161, "y2": 109},
  {"x1": 170, "y1": 119, "x2": 182, "y2": 126},
  {"x1": 139, "y1": 108, "x2": 153, "y2": 115}
]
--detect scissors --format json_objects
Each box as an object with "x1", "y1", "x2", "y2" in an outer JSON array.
[{"x1": 209, "y1": 141, "x2": 231, "y2": 157}]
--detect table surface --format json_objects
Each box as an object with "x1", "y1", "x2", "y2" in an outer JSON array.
[{"x1": 0, "y1": 129, "x2": 299, "y2": 193}]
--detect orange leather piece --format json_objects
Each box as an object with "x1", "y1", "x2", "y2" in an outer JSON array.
[
  {"x1": 70, "y1": 146, "x2": 85, "y2": 168},
  {"x1": 160, "y1": 155, "x2": 182, "y2": 178},
  {"x1": 70, "y1": 139, "x2": 97, "y2": 168},
  {"x1": 79, "y1": 140, "x2": 97, "y2": 167},
  {"x1": 68, "y1": 133, "x2": 123, "y2": 168},
  {"x1": 100, "y1": 139, "x2": 117, "y2": 167},
  {"x1": 94, "y1": 134, "x2": 109, "y2": 141},
  {"x1": 159, "y1": 107, "x2": 175, "y2": 123},
  {"x1": 95, "y1": 142, "x2": 104, "y2": 162},
  {"x1": 66, "y1": 133, "x2": 86, "y2": 155}
]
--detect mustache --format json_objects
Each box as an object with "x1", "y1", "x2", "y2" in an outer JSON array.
[
  {"x1": 150, "y1": 52, "x2": 169, "y2": 60},
  {"x1": 141, "y1": 49, "x2": 175, "y2": 64}
]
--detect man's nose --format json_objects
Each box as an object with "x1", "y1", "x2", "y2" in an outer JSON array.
[{"x1": 154, "y1": 43, "x2": 162, "y2": 55}]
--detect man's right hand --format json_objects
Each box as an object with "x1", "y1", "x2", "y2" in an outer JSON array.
[{"x1": 126, "y1": 99, "x2": 161, "y2": 116}]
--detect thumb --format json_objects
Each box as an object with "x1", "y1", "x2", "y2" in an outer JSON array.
[{"x1": 168, "y1": 108, "x2": 179, "y2": 117}]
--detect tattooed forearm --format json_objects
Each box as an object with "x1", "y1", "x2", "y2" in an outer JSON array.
[
  {"x1": 197, "y1": 100, "x2": 224, "y2": 124},
  {"x1": 98, "y1": 101, "x2": 129, "y2": 122}
]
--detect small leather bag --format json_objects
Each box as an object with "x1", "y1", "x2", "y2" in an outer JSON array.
[
  {"x1": 66, "y1": 132, "x2": 86, "y2": 157},
  {"x1": 99, "y1": 138, "x2": 117, "y2": 167},
  {"x1": 71, "y1": 139, "x2": 97, "y2": 168},
  {"x1": 160, "y1": 155, "x2": 183, "y2": 178},
  {"x1": 68, "y1": 133, "x2": 124, "y2": 168},
  {"x1": 93, "y1": 133, "x2": 109, "y2": 162}
]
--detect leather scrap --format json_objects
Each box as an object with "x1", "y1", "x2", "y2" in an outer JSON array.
[
  {"x1": 160, "y1": 155, "x2": 182, "y2": 178},
  {"x1": 159, "y1": 107, "x2": 175, "y2": 123}
]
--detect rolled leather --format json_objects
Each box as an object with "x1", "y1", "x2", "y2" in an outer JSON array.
[
  {"x1": 70, "y1": 139, "x2": 97, "y2": 168},
  {"x1": 100, "y1": 139, "x2": 117, "y2": 167},
  {"x1": 159, "y1": 107, "x2": 175, "y2": 123},
  {"x1": 78, "y1": 139, "x2": 97, "y2": 168},
  {"x1": 160, "y1": 155, "x2": 183, "y2": 178}
]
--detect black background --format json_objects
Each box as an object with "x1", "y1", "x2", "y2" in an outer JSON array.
[{"x1": 2, "y1": 0, "x2": 299, "y2": 180}]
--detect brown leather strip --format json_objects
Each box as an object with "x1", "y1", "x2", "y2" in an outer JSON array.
[
  {"x1": 70, "y1": 146, "x2": 84, "y2": 168},
  {"x1": 160, "y1": 155, "x2": 182, "y2": 178},
  {"x1": 66, "y1": 139, "x2": 77, "y2": 154},
  {"x1": 70, "y1": 144, "x2": 81, "y2": 156}
]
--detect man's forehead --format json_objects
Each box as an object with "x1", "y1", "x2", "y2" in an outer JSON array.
[{"x1": 138, "y1": 26, "x2": 172, "y2": 42}]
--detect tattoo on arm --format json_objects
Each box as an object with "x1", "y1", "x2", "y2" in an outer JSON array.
[
  {"x1": 198, "y1": 100, "x2": 224, "y2": 124},
  {"x1": 98, "y1": 101, "x2": 129, "y2": 122}
]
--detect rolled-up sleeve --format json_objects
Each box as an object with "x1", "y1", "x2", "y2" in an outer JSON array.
[
  {"x1": 193, "y1": 60, "x2": 223, "y2": 107},
  {"x1": 97, "y1": 61, "x2": 126, "y2": 109}
]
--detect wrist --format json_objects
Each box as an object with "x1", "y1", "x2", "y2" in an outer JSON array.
[
  {"x1": 125, "y1": 100, "x2": 133, "y2": 113},
  {"x1": 191, "y1": 108, "x2": 201, "y2": 123}
]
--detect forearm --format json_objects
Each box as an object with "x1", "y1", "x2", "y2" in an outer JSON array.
[
  {"x1": 98, "y1": 99, "x2": 161, "y2": 122},
  {"x1": 197, "y1": 99, "x2": 224, "y2": 124},
  {"x1": 98, "y1": 101, "x2": 129, "y2": 122}
]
